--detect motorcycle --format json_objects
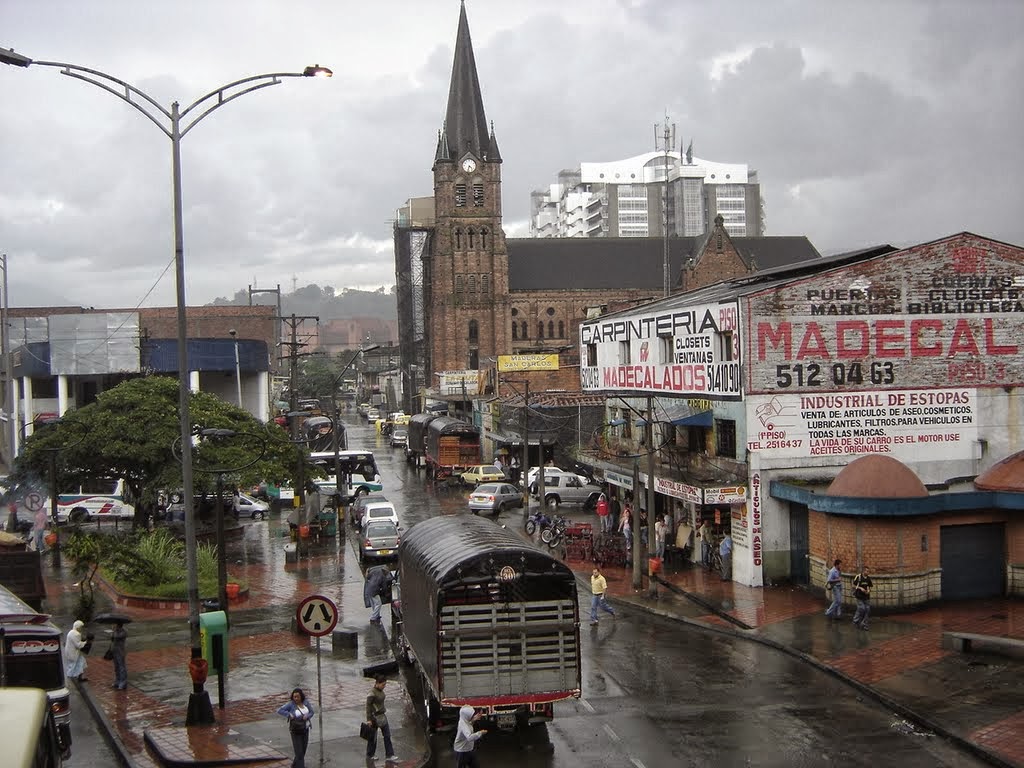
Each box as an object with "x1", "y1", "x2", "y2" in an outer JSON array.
[{"x1": 524, "y1": 510, "x2": 567, "y2": 547}]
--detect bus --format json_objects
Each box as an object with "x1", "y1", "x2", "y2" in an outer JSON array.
[
  {"x1": 309, "y1": 450, "x2": 383, "y2": 502},
  {"x1": 51, "y1": 478, "x2": 135, "y2": 524},
  {"x1": 0, "y1": 586, "x2": 72, "y2": 757},
  {"x1": 0, "y1": 688, "x2": 66, "y2": 767}
]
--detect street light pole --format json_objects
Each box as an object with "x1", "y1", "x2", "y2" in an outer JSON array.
[
  {"x1": 229, "y1": 329, "x2": 242, "y2": 408},
  {"x1": 1, "y1": 45, "x2": 331, "y2": 724}
]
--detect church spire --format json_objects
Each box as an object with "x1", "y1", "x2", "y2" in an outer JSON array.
[{"x1": 442, "y1": 1, "x2": 492, "y2": 162}]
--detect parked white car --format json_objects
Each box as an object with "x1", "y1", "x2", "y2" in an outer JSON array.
[{"x1": 359, "y1": 499, "x2": 400, "y2": 530}]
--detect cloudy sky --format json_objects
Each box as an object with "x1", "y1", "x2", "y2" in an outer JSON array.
[{"x1": 2, "y1": 0, "x2": 1022, "y2": 309}]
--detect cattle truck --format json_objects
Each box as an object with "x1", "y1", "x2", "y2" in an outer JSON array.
[
  {"x1": 395, "y1": 516, "x2": 581, "y2": 732},
  {"x1": 424, "y1": 416, "x2": 480, "y2": 481}
]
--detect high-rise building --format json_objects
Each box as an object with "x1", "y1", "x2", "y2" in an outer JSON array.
[{"x1": 530, "y1": 151, "x2": 762, "y2": 239}]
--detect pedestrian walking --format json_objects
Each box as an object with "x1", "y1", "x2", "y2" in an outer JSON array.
[
  {"x1": 719, "y1": 531, "x2": 733, "y2": 581},
  {"x1": 654, "y1": 514, "x2": 667, "y2": 560},
  {"x1": 363, "y1": 565, "x2": 394, "y2": 623},
  {"x1": 454, "y1": 705, "x2": 488, "y2": 767},
  {"x1": 509, "y1": 455, "x2": 521, "y2": 485},
  {"x1": 619, "y1": 502, "x2": 633, "y2": 553},
  {"x1": 698, "y1": 519, "x2": 713, "y2": 568},
  {"x1": 852, "y1": 565, "x2": 873, "y2": 630},
  {"x1": 109, "y1": 621, "x2": 128, "y2": 690},
  {"x1": 365, "y1": 676, "x2": 398, "y2": 762},
  {"x1": 277, "y1": 687, "x2": 313, "y2": 768},
  {"x1": 64, "y1": 620, "x2": 89, "y2": 682},
  {"x1": 31, "y1": 507, "x2": 48, "y2": 553},
  {"x1": 589, "y1": 567, "x2": 616, "y2": 625},
  {"x1": 824, "y1": 558, "x2": 843, "y2": 619},
  {"x1": 595, "y1": 493, "x2": 610, "y2": 533}
]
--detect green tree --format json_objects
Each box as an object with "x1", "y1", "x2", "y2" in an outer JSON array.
[{"x1": 12, "y1": 375, "x2": 304, "y2": 519}]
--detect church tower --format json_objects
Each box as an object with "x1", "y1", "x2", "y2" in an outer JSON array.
[{"x1": 429, "y1": 2, "x2": 509, "y2": 379}]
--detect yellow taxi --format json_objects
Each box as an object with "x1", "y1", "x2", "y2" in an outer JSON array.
[{"x1": 459, "y1": 464, "x2": 506, "y2": 487}]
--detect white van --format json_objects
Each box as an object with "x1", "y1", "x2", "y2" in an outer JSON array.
[{"x1": 359, "y1": 499, "x2": 400, "y2": 530}]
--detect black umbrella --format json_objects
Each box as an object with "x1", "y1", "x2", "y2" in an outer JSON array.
[{"x1": 92, "y1": 612, "x2": 132, "y2": 625}]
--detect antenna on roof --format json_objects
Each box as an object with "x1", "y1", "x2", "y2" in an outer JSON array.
[{"x1": 655, "y1": 112, "x2": 677, "y2": 298}]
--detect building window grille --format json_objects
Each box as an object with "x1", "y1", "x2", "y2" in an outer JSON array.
[
  {"x1": 715, "y1": 419, "x2": 737, "y2": 458},
  {"x1": 473, "y1": 184, "x2": 484, "y2": 206},
  {"x1": 480, "y1": 274, "x2": 489, "y2": 296},
  {"x1": 548, "y1": 320, "x2": 554, "y2": 338},
  {"x1": 538, "y1": 322, "x2": 544, "y2": 339},
  {"x1": 467, "y1": 275, "x2": 477, "y2": 294},
  {"x1": 455, "y1": 184, "x2": 467, "y2": 207},
  {"x1": 558, "y1": 320, "x2": 565, "y2": 338},
  {"x1": 455, "y1": 276, "x2": 463, "y2": 296},
  {"x1": 512, "y1": 322, "x2": 518, "y2": 340},
  {"x1": 521, "y1": 321, "x2": 528, "y2": 339},
  {"x1": 468, "y1": 319, "x2": 479, "y2": 344}
]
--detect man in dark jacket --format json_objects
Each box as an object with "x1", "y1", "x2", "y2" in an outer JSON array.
[
  {"x1": 852, "y1": 565, "x2": 873, "y2": 630},
  {"x1": 363, "y1": 565, "x2": 393, "y2": 623}
]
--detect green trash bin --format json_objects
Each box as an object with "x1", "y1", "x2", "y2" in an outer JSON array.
[
  {"x1": 199, "y1": 610, "x2": 229, "y2": 673},
  {"x1": 318, "y1": 509, "x2": 338, "y2": 537}
]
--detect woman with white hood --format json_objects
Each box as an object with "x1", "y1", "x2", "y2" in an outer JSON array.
[
  {"x1": 64, "y1": 620, "x2": 89, "y2": 682},
  {"x1": 453, "y1": 705, "x2": 488, "y2": 767}
]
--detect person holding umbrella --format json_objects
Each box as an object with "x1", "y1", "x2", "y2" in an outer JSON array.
[{"x1": 95, "y1": 613, "x2": 131, "y2": 690}]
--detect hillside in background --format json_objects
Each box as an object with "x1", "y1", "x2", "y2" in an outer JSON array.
[{"x1": 210, "y1": 284, "x2": 397, "y2": 321}]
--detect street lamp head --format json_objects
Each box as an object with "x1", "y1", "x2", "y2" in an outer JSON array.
[
  {"x1": 0, "y1": 47, "x2": 33, "y2": 67},
  {"x1": 361, "y1": 344, "x2": 381, "y2": 353},
  {"x1": 303, "y1": 64, "x2": 333, "y2": 78}
]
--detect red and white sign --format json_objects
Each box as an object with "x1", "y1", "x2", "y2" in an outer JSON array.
[
  {"x1": 654, "y1": 476, "x2": 702, "y2": 504},
  {"x1": 296, "y1": 595, "x2": 338, "y2": 637},
  {"x1": 704, "y1": 486, "x2": 746, "y2": 504}
]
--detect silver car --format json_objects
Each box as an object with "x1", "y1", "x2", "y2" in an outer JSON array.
[
  {"x1": 360, "y1": 520, "x2": 400, "y2": 563},
  {"x1": 468, "y1": 483, "x2": 523, "y2": 516},
  {"x1": 534, "y1": 474, "x2": 603, "y2": 508}
]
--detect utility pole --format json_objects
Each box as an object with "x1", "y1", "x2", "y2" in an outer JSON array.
[
  {"x1": 279, "y1": 313, "x2": 318, "y2": 506},
  {"x1": 646, "y1": 396, "x2": 658, "y2": 597},
  {"x1": 248, "y1": 283, "x2": 282, "y2": 373},
  {"x1": 655, "y1": 116, "x2": 676, "y2": 297}
]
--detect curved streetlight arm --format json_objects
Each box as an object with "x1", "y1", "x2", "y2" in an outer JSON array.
[
  {"x1": 179, "y1": 72, "x2": 308, "y2": 138},
  {"x1": 32, "y1": 61, "x2": 172, "y2": 137}
]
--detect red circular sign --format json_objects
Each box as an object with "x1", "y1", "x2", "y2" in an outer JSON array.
[{"x1": 296, "y1": 594, "x2": 338, "y2": 637}]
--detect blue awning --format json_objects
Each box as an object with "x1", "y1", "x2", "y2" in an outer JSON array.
[
  {"x1": 671, "y1": 410, "x2": 714, "y2": 428},
  {"x1": 636, "y1": 410, "x2": 713, "y2": 428}
]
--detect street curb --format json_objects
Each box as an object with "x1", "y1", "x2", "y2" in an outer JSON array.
[
  {"x1": 645, "y1": 575, "x2": 1017, "y2": 768},
  {"x1": 73, "y1": 678, "x2": 138, "y2": 768}
]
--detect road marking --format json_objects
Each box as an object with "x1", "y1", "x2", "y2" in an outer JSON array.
[
  {"x1": 578, "y1": 698, "x2": 595, "y2": 713},
  {"x1": 629, "y1": 759, "x2": 647, "y2": 768},
  {"x1": 603, "y1": 724, "x2": 620, "y2": 743}
]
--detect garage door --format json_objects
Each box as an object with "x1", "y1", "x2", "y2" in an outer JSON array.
[{"x1": 940, "y1": 523, "x2": 1005, "y2": 600}]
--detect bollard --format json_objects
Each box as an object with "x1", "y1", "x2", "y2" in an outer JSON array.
[
  {"x1": 284, "y1": 543, "x2": 298, "y2": 564},
  {"x1": 332, "y1": 628, "x2": 358, "y2": 658}
]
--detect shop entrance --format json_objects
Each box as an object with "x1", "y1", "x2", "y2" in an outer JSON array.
[
  {"x1": 788, "y1": 503, "x2": 809, "y2": 584},
  {"x1": 940, "y1": 522, "x2": 1005, "y2": 599}
]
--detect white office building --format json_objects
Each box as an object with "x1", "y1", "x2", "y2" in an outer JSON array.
[{"x1": 530, "y1": 151, "x2": 761, "y2": 239}]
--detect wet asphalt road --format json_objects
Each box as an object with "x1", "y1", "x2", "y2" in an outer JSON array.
[{"x1": 62, "y1": 414, "x2": 987, "y2": 767}]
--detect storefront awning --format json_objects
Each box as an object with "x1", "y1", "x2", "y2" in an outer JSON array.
[
  {"x1": 636, "y1": 410, "x2": 713, "y2": 428},
  {"x1": 671, "y1": 410, "x2": 713, "y2": 428}
]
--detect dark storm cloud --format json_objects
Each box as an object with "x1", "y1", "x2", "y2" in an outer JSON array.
[{"x1": 1, "y1": 0, "x2": 1021, "y2": 309}]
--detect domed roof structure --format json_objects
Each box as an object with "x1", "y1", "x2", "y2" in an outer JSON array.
[
  {"x1": 826, "y1": 455, "x2": 928, "y2": 498},
  {"x1": 974, "y1": 451, "x2": 1024, "y2": 492}
]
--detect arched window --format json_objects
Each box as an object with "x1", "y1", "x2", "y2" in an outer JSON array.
[
  {"x1": 454, "y1": 228, "x2": 462, "y2": 249},
  {"x1": 468, "y1": 228, "x2": 475, "y2": 249},
  {"x1": 480, "y1": 228, "x2": 489, "y2": 248},
  {"x1": 467, "y1": 275, "x2": 477, "y2": 294},
  {"x1": 521, "y1": 321, "x2": 528, "y2": 339},
  {"x1": 548, "y1": 321, "x2": 555, "y2": 338},
  {"x1": 558, "y1": 320, "x2": 565, "y2": 337},
  {"x1": 455, "y1": 276, "x2": 463, "y2": 296},
  {"x1": 512, "y1": 322, "x2": 518, "y2": 340},
  {"x1": 468, "y1": 320, "x2": 479, "y2": 344},
  {"x1": 538, "y1": 322, "x2": 544, "y2": 339}
]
